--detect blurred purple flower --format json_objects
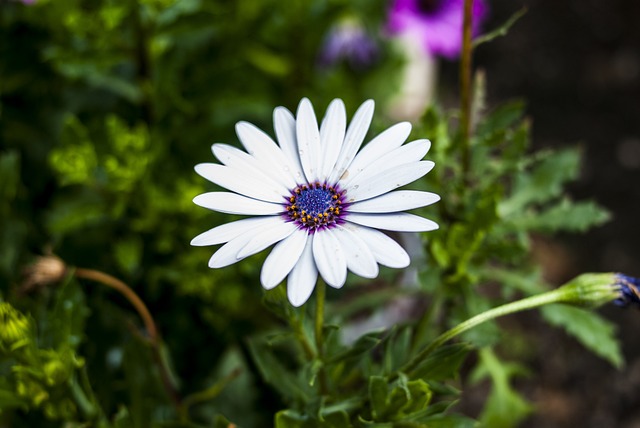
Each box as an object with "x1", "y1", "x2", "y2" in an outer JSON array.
[
  {"x1": 319, "y1": 20, "x2": 379, "y2": 70},
  {"x1": 387, "y1": 0, "x2": 488, "y2": 59}
]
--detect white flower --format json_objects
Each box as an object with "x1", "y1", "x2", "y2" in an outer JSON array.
[{"x1": 192, "y1": 98, "x2": 439, "y2": 307}]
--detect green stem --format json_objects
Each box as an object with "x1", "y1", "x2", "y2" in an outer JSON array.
[
  {"x1": 315, "y1": 279, "x2": 328, "y2": 394},
  {"x1": 403, "y1": 288, "x2": 570, "y2": 375},
  {"x1": 459, "y1": 0, "x2": 474, "y2": 180}
]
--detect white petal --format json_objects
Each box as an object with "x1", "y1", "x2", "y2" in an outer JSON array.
[
  {"x1": 333, "y1": 225, "x2": 378, "y2": 278},
  {"x1": 312, "y1": 229, "x2": 347, "y2": 289},
  {"x1": 340, "y1": 122, "x2": 412, "y2": 183},
  {"x1": 349, "y1": 190, "x2": 440, "y2": 213},
  {"x1": 235, "y1": 122, "x2": 298, "y2": 188},
  {"x1": 296, "y1": 98, "x2": 321, "y2": 182},
  {"x1": 319, "y1": 99, "x2": 347, "y2": 178},
  {"x1": 287, "y1": 238, "x2": 318, "y2": 307},
  {"x1": 191, "y1": 217, "x2": 276, "y2": 247},
  {"x1": 274, "y1": 107, "x2": 306, "y2": 183},
  {"x1": 344, "y1": 139, "x2": 431, "y2": 188},
  {"x1": 352, "y1": 225, "x2": 410, "y2": 268},
  {"x1": 237, "y1": 221, "x2": 297, "y2": 259},
  {"x1": 345, "y1": 161, "x2": 435, "y2": 202},
  {"x1": 212, "y1": 143, "x2": 293, "y2": 189},
  {"x1": 261, "y1": 229, "x2": 309, "y2": 290},
  {"x1": 193, "y1": 192, "x2": 284, "y2": 215},
  {"x1": 195, "y1": 163, "x2": 287, "y2": 203},
  {"x1": 347, "y1": 213, "x2": 439, "y2": 232},
  {"x1": 207, "y1": 218, "x2": 283, "y2": 268},
  {"x1": 328, "y1": 100, "x2": 375, "y2": 183}
]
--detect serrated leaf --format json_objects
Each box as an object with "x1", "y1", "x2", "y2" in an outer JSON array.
[
  {"x1": 500, "y1": 148, "x2": 581, "y2": 216},
  {"x1": 513, "y1": 199, "x2": 611, "y2": 233},
  {"x1": 472, "y1": 348, "x2": 532, "y2": 428},
  {"x1": 541, "y1": 304, "x2": 623, "y2": 368}
]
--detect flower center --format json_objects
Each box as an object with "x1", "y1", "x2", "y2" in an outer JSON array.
[
  {"x1": 417, "y1": 0, "x2": 443, "y2": 14},
  {"x1": 285, "y1": 182, "x2": 346, "y2": 232}
]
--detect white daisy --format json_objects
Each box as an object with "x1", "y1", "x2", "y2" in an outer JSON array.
[{"x1": 191, "y1": 98, "x2": 440, "y2": 307}]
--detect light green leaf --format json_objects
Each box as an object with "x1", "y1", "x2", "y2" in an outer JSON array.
[
  {"x1": 500, "y1": 148, "x2": 581, "y2": 216},
  {"x1": 542, "y1": 304, "x2": 623, "y2": 368},
  {"x1": 513, "y1": 199, "x2": 611, "y2": 233},
  {"x1": 471, "y1": 348, "x2": 532, "y2": 428}
]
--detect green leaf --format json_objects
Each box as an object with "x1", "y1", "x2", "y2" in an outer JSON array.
[
  {"x1": 471, "y1": 348, "x2": 532, "y2": 428},
  {"x1": 410, "y1": 343, "x2": 472, "y2": 382},
  {"x1": 500, "y1": 148, "x2": 581, "y2": 216},
  {"x1": 541, "y1": 304, "x2": 623, "y2": 368},
  {"x1": 326, "y1": 331, "x2": 382, "y2": 365},
  {"x1": 275, "y1": 409, "x2": 309, "y2": 428},
  {"x1": 476, "y1": 101, "x2": 525, "y2": 142},
  {"x1": 513, "y1": 199, "x2": 611, "y2": 233},
  {"x1": 420, "y1": 414, "x2": 478, "y2": 428},
  {"x1": 369, "y1": 375, "x2": 388, "y2": 421},
  {"x1": 247, "y1": 337, "x2": 312, "y2": 404}
]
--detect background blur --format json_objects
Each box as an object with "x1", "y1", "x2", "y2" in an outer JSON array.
[
  {"x1": 1, "y1": 0, "x2": 639, "y2": 426},
  {"x1": 470, "y1": 1, "x2": 640, "y2": 426}
]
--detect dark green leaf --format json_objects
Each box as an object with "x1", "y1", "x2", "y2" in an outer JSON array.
[{"x1": 410, "y1": 343, "x2": 472, "y2": 382}]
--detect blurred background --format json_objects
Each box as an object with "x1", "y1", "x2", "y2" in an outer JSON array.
[
  {"x1": 1, "y1": 0, "x2": 639, "y2": 426},
  {"x1": 470, "y1": 1, "x2": 640, "y2": 427}
]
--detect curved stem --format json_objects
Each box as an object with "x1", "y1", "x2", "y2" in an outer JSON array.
[
  {"x1": 73, "y1": 267, "x2": 181, "y2": 407},
  {"x1": 403, "y1": 288, "x2": 569, "y2": 375}
]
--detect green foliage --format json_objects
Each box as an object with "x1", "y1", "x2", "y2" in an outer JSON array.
[
  {"x1": 0, "y1": 0, "x2": 624, "y2": 427},
  {"x1": 470, "y1": 348, "x2": 532, "y2": 428},
  {"x1": 541, "y1": 305, "x2": 622, "y2": 368}
]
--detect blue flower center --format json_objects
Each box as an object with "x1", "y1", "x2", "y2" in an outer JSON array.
[{"x1": 285, "y1": 183, "x2": 346, "y2": 231}]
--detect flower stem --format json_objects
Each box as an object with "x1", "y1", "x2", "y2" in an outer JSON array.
[
  {"x1": 73, "y1": 268, "x2": 181, "y2": 408},
  {"x1": 403, "y1": 288, "x2": 570, "y2": 375},
  {"x1": 460, "y1": 0, "x2": 474, "y2": 180},
  {"x1": 315, "y1": 279, "x2": 328, "y2": 394}
]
